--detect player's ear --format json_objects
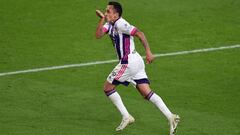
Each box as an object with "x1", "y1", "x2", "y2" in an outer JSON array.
[{"x1": 113, "y1": 12, "x2": 118, "y2": 18}]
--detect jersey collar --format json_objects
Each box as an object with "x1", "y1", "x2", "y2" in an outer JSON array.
[{"x1": 111, "y1": 17, "x2": 121, "y2": 25}]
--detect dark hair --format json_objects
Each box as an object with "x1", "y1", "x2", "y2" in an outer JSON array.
[{"x1": 108, "y1": 1, "x2": 122, "y2": 16}]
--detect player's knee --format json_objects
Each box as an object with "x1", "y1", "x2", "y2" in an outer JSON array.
[{"x1": 136, "y1": 83, "x2": 152, "y2": 97}]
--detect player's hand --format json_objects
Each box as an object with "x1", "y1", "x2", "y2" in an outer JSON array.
[
  {"x1": 96, "y1": 10, "x2": 105, "y2": 18},
  {"x1": 146, "y1": 51, "x2": 155, "y2": 64}
]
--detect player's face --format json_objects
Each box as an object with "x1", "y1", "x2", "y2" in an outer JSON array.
[{"x1": 105, "y1": 5, "x2": 119, "y2": 23}]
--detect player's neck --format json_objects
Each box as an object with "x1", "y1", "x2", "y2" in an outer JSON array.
[{"x1": 111, "y1": 16, "x2": 121, "y2": 25}]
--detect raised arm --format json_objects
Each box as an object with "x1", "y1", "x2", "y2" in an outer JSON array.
[
  {"x1": 95, "y1": 10, "x2": 106, "y2": 39},
  {"x1": 135, "y1": 30, "x2": 155, "y2": 64}
]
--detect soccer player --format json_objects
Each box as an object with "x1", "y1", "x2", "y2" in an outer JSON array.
[{"x1": 95, "y1": 1, "x2": 180, "y2": 135}]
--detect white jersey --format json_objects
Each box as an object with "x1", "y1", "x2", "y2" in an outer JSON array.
[
  {"x1": 103, "y1": 17, "x2": 138, "y2": 64},
  {"x1": 103, "y1": 18, "x2": 149, "y2": 86}
]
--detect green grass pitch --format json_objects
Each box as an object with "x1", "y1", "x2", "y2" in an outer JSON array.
[{"x1": 0, "y1": 0, "x2": 240, "y2": 135}]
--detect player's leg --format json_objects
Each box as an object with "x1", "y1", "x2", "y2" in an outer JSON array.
[
  {"x1": 104, "y1": 81, "x2": 134, "y2": 131},
  {"x1": 130, "y1": 52, "x2": 180, "y2": 134},
  {"x1": 136, "y1": 83, "x2": 180, "y2": 135},
  {"x1": 104, "y1": 81, "x2": 130, "y2": 119},
  {"x1": 104, "y1": 64, "x2": 135, "y2": 131},
  {"x1": 136, "y1": 83, "x2": 173, "y2": 120}
]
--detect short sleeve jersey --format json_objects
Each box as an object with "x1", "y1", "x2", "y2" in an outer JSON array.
[{"x1": 103, "y1": 17, "x2": 138, "y2": 64}]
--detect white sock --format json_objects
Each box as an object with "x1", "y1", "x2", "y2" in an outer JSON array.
[
  {"x1": 105, "y1": 90, "x2": 130, "y2": 119},
  {"x1": 148, "y1": 92, "x2": 172, "y2": 120}
]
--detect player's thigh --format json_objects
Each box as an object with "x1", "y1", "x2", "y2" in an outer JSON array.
[
  {"x1": 105, "y1": 63, "x2": 128, "y2": 91},
  {"x1": 103, "y1": 81, "x2": 117, "y2": 92},
  {"x1": 107, "y1": 63, "x2": 132, "y2": 84}
]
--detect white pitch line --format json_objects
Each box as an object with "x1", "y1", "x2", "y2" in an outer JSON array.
[{"x1": 0, "y1": 44, "x2": 239, "y2": 77}]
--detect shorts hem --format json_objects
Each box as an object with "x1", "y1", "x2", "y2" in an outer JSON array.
[
  {"x1": 134, "y1": 78, "x2": 150, "y2": 84},
  {"x1": 112, "y1": 79, "x2": 130, "y2": 86}
]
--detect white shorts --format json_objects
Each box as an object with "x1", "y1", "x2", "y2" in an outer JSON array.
[{"x1": 107, "y1": 52, "x2": 150, "y2": 86}]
